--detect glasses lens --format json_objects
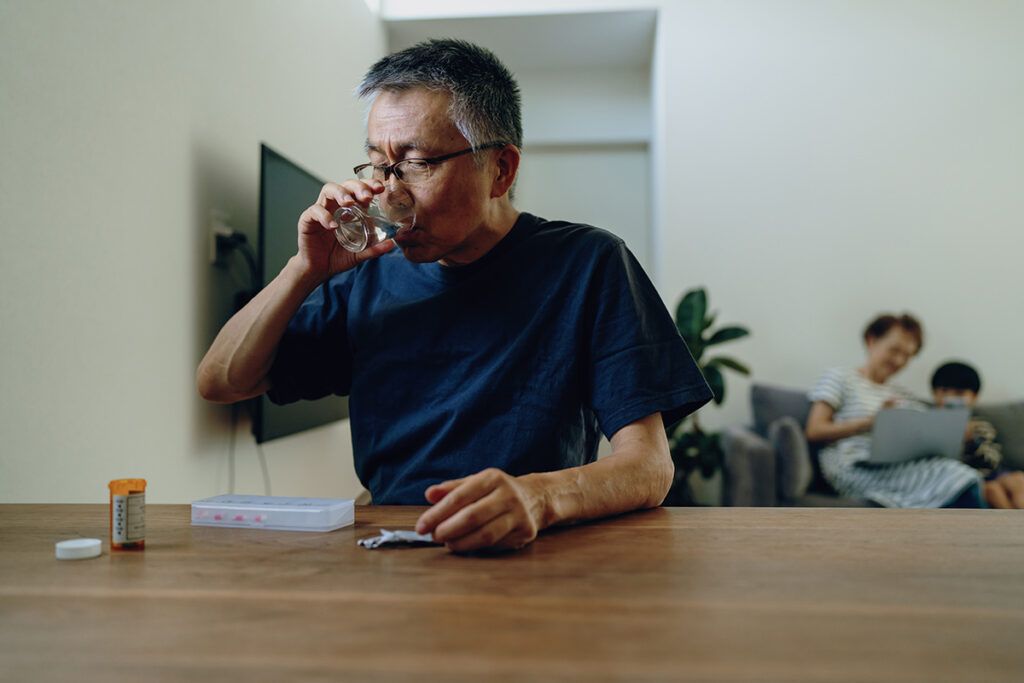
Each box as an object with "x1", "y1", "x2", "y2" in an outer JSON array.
[
  {"x1": 394, "y1": 159, "x2": 431, "y2": 185},
  {"x1": 356, "y1": 165, "x2": 387, "y2": 181}
]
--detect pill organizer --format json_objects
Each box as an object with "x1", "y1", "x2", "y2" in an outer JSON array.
[{"x1": 191, "y1": 495, "x2": 355, "y2": 532}]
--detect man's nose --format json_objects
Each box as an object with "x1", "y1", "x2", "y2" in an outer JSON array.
[{"x1": 383, "y1": 180, "x2": 413, "y2": 209}]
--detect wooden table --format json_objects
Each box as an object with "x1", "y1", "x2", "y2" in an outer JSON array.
[{"x1": 1, "y1": 505, "x2": 1022, "y2": 682}]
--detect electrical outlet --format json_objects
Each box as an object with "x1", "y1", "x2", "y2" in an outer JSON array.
[{"x1": 209, "y1": 210, "x2": 233, "y2": 266}]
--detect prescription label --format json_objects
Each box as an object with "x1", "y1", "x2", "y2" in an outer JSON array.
[{"x1": 112, "y1": 493, "x2": 145, "y2": 543}]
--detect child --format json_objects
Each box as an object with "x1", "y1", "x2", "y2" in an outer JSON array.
[{"x1": 931, "y1": 361, "x2": 1024, "y2": 509}]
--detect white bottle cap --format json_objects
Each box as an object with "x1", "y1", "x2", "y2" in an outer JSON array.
[{"x1": 55, "y1": 538, "x2": 102, "y2": 560}]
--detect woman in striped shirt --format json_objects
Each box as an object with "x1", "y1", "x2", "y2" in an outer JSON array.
[{"x1": 804, "y1": 313, "x2": 984, "y2": 508}]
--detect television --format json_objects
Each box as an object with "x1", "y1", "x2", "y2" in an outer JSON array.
[{"x1": 253, "y1": 143, "x2": 349, "y2": 443}]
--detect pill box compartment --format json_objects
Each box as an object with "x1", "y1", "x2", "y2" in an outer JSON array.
[{"x1": 191, "y1": 495, "x2": 355, "y2": 532}]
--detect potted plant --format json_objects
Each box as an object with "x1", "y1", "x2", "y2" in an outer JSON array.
[{"x1": 665, "y1": 287, "x2": 750, "y2": 505}]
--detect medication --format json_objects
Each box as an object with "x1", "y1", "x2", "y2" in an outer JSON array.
[
  {"x1": 358, "y1": 529, "x2": 439, "y2": 549},
  {"x1": 108, "y1": 478, "x2": 146, "y2": 550}
]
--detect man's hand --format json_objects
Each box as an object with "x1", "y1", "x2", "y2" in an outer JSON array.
[
  {"x1": 415, "y1": 468, "x2": 548, "y2": 553},
  {"x1": 295, "y1": 179, "x2": 395, "y2": 285}
]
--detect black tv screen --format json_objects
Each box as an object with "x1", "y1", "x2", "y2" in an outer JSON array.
[{"x1": 254, "y1": 143, "x2": 348, "y2": 443}]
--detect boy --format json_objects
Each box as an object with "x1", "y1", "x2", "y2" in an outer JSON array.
[{"x1": 931, "y1": 361, "x2": 1024, "y2": 509}]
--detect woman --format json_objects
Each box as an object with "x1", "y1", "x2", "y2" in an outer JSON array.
[{"x1": 805, "y1": 313, "x2": 983, "y2": 508}]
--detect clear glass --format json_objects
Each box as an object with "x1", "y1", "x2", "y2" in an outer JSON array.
[{"x1": 333, "y1": 198, "x2": 415, "y2": 252}]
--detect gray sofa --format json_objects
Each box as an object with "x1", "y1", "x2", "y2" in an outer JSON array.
[{"x1": 721, "y1": 383, "x2": 1024, "y2": 507}]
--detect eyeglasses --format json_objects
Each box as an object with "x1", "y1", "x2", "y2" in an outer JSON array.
[{"x1": 354, "y1": 142, "x2": 508, "y2": 185}]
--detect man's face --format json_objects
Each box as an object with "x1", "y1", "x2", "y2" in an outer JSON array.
[
  {"x1": 365, "y1": 88, "x2": 494, "y2": 264},
  {"x1": 933, "y1": 388, "x2": 979, "y2": 408}
]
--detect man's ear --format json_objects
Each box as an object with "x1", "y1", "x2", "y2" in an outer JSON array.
[{"x1": 490, "y1": 145, "x2": 521, "y2": 199}]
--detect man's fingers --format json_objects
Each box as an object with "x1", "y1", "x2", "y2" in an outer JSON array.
[
  {"x1": 423, "y1": 476, "x2": 469, "y2": 504},
  {"x1": 432, "y1": 489, "x2": 507, "y2": 544},
  {"x1": 302, "y1": 204, "x2": 336, "y2": 231},
  {"x1": 353, "y1": 238, "x2": 395, "y2": 263},
  {"x1": 445, "y1": 513, "x2": 517, "y2": 554},
  {"x1": 416, "y1": 475, "x2": 494, "y2": 534},
  {"x1": 317, "y1": 180, "x2": 381, "y2": 210}
]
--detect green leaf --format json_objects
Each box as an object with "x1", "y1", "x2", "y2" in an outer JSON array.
[
  {"x1": 675, "y1": 289, "x2": 707, "y2": 341},
  {"x1": 697, "y1": 432, "x2": 723, "y2": 478},
  {"x1": 702, "y1": 363, "x2": 725, "y2": 405},
  {"x1": 706, "y1": 356, "x2": 751, "y2": 376},
  {"x1": 703, "y1": 311, "x2": 718, "y2": 334},
  {"x1": 706, "y1": 326, "x2": 749, "y2": 346},
  {"x1": 685, "y1": 339, "x2": 706, "y2": 364}
]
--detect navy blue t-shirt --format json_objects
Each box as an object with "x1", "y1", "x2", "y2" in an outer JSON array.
[{"x1": 268, "y1": 212, "x2": 711, "y2": 504}]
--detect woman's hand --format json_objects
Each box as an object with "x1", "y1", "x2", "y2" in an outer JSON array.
[{"x1": 806, "y1": 402, "x2": 877, "y2": 443}]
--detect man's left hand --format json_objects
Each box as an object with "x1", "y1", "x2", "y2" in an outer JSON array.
[{"x1": 415, "y1": 468, "x2": 547, "y2": 553}]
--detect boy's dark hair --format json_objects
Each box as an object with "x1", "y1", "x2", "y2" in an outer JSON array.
[
  {"x1": 931, "y1": 361, "x2": 982, "y2": 393},
  {"x1": 357, "y1": 39, "x2": 523, "y2": 152},
  {"x1": 863, "y1": 312, "x2": 924, "y2": 351}
]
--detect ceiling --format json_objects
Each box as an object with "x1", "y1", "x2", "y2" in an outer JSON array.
[{"x1": 385, "y1": 10, "x2": 657, "y2": 71}]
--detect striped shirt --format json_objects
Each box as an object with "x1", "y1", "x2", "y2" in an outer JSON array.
[{"x1": 809, "y1": 367, "x2": 981, "y2": 508}]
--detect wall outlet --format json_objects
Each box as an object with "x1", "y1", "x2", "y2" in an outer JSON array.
[{"x1": 209, "y1": 210, "x2": 234, "y2": 266}]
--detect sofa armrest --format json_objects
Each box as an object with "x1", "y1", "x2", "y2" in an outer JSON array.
[
  {"x1": 768, "y1": 416, "x2": 814, "y2": 503},
  {"x1": 721, "y1": 425, "x2": 777, "y2": 506}
]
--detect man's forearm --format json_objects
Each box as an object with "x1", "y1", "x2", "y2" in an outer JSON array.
[
  {"x1": 197, "y1": 257, "x2": 321, "y2": 403},
  {"x1": 524, "y1": 449, "x2": 672, "y2": 529}
]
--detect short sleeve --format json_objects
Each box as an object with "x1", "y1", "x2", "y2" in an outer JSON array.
[
  {"x1": 266, "y1": 277, "x2": 353, "y2": 405},
  {"x1": 585, "y1": 242, "x2": 712, "y2": 436},
  {"x1": 808, "y1": 368, "x2": 845, "y2": 410}
]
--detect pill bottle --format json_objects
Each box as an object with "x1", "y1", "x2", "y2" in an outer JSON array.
[{"x1": 109, "y1": 478, "x2": 146, "y2": 550}]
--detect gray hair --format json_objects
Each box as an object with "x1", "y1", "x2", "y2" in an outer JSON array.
[{"x1": 357, "y1": 39, "x2": 523, "y2": 154}]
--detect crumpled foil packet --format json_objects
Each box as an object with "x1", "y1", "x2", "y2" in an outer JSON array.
[{"x1": 358, "y1": 529, "x2": 441, "y2": 549}]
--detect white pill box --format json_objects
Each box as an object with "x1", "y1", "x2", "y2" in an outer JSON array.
[{"x1": 191, "y1": 495, "x2": 355, "y2": 532}]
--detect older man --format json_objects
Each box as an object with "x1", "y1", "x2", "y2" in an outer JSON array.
[{"x1": 198, "y1": 39, "x2": 711, "y2": 552}]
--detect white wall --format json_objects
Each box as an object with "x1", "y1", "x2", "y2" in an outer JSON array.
[
  {"x1": 655, "y1": 1, "x2": 1024, "y2": 429},
  {"x1": 0, "y1": 0, "x2": 383, "y2": 503},
  {"x1": 518, "y1": 66, "x2": 651, "y2": 145}
]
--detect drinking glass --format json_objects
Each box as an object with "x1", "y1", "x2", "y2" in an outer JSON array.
[{"x1": 333, "y1": 198, "x2": 415, "y2": 252}]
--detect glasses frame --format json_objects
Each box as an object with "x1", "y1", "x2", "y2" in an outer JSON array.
[{"x1": 354, "y1": 141, "x2": 508, "y2": 184}]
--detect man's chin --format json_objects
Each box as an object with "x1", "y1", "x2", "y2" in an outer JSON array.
[{"x1": 397, "y1": 243, "x2": 440, "y2": 263}]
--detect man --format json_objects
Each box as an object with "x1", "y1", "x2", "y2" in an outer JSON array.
[{"x1": 197, "y1": 40, "x2": 711, "y2": 552}]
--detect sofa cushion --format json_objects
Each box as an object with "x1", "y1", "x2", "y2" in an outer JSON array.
[
  {"x1": 973, "y1": 401, "x2": 1024, "y2": 470},
  {"x1": 751, "y1": 384, "x2": 812, "y2": 437},
  {"x1": 769, "y1": 416, "x2": 813, "y2": 501}
]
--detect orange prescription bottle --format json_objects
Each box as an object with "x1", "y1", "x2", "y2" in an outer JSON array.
[{"x1": 108, "y1": 478, "x2": 146, "y2": 550}]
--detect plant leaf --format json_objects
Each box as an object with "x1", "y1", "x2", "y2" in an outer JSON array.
[
  {"x1": 706, "y1": 356, "x2": 751, "y2": 376},
  {"x1": 685, "y1": 339, "x2": 706, "y2": 364},
  {"x1": 698, "y1": 432, "x2": 723, "y2": 478},
  {"x1": 675, "y1": 288, "x2": 707, "y2": 342},
  {"x1": 706, "y1": 326, "x2": 749, "y2": 346},
  {"x1": 702, "y1": 363, "x2": 725, "y2": 405},
  {"x1": 703, "y1": 311, "x2": 718, "y2": 333}
]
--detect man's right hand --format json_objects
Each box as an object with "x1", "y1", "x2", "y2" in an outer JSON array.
[{"x1": 295, "y1": 178, "x2": 395, "y2": 284}]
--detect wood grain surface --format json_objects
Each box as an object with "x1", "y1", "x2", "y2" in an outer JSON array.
[{"x1": 1, "y1": 504, "x2": 1021, "y2": 682}]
